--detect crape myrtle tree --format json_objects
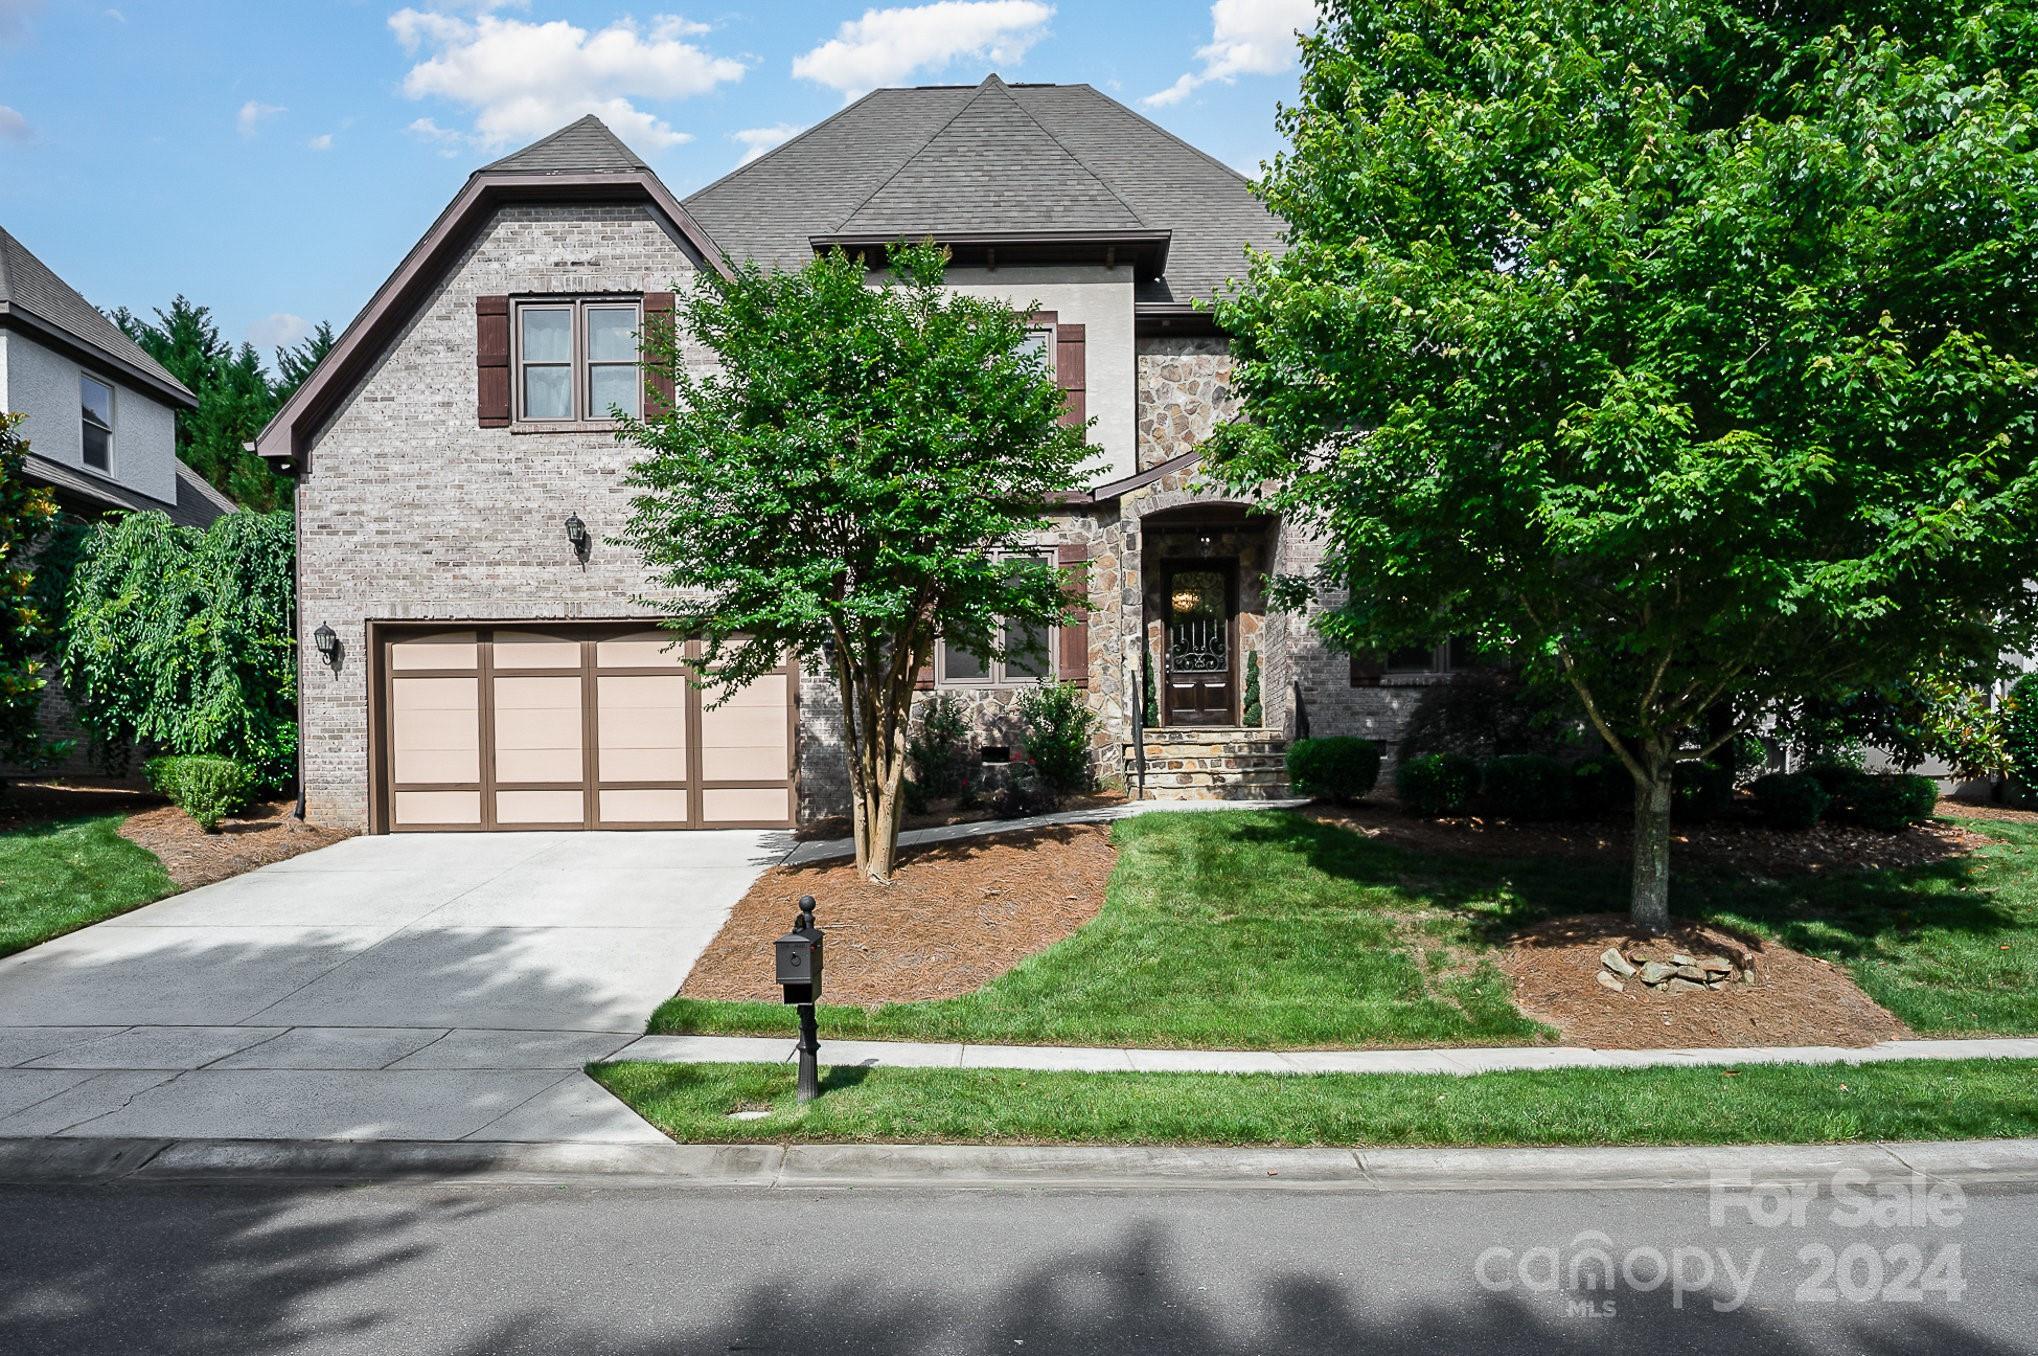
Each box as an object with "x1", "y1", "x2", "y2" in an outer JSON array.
[
  {"x1": 619, "y1": 242, "x2": 1089, "y2": 882},
  {"x1": 1209, "y1": 0, "x2": 2038, "y2": 928}
]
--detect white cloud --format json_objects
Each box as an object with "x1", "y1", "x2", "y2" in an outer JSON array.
[
  {"x1": 308, "y1": 132, "x2": 334, "y2": 151},
  {"x1": 731, "y1": 121, "x2": 802, "y2": 166},
  {"x1": 389, "y1": 9, "x2": 743, "y2": 151},
  {"x1": 792, "y1": 2, "x2": 1053, "y2": 101},
  {"x1": 1144, "y1": 0, "x2": 1317, "y2": 108},
  {"x1": 248, "y1": 312, "x2": 311, "y2": 349},
  {"x1": 103, "y1": 8, "x2": 125, "y2": 22},
  {"x1": 0, "y1": 104, "x2": 28, "y2": 142},
  {"x1": 237, "y1": 99, "x2": 285, "y2": 137}
]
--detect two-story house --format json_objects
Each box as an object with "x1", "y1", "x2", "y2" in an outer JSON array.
[
  {"x1": 1, "y1": 226, "x2": 236, "y2": 768},
  {"x1": 260, "y1": 77, "x2": 1444, "y2": 834}
]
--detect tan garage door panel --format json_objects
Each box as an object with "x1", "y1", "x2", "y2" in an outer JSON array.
[{"x1": 379, "y1": 625, "x2": 795, "y2": 832}]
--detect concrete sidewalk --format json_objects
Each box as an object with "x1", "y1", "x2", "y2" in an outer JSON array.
[
  {"x1": 608, "y1": 1032, "x2": 2038, "y2": 1076},
  {"x1": 4, "y1": 1134, "x2": 2035, "y2": 1193}
]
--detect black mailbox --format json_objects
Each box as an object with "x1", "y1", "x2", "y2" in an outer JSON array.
[{"x1": 775, "y1": 895, "x2": 823, "y2": 1005}]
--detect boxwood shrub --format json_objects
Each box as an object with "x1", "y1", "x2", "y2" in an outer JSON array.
[
  {"x1": 1396, "y1": 751, "x2": 1480, "y2": 817},
  {"x1": 1480, "y1": 753, "x2": 1573, "y2": 820},
  {"x1": 1749, "y1": 771, "x2": 1830, "y2": 830},
  {"x1": 145, "y1": 753, "x2": 255, "y2": 832},
  {"x1": 1285, "y1": 736, "x2": 1382, "y2": 803},
  {"x1": 1843, "y1": 773, "x2": 1940, "y2": 831}
]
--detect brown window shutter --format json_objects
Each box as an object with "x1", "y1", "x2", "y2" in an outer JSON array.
[
  {"x1": 916, "y1": 661, "x2": 935, "y2": 691},
  {"x1": 642, "y1": 291, "x2": 676, "y2": 412},
  {"x1": 1055, "y1": 323, "x2": 1086, "y2": 430},
  {"x1": 476, "y1": 295, "x2": 510, "y2": 427},
  {"x1": 1056, "y1": 541, "x2": 1089, "y2": 687}
]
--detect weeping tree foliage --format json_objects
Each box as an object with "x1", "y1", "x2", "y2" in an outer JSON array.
[
  {"x1": 620, "y1": 242, "x2": 1089, "y2": 881},
  {"x1": 58, "y1": 510, "x2": 296, "y2": 785},
  {"x1": 0, "y1": 413, "x2": 63, "y2": 768},
  {"x1": 1211, "y1": 0, "x2": 2038, "y2": 928}
]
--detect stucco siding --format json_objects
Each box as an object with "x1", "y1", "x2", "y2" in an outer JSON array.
[{"x1": 0, "y1": 329, "x2": 179, "y2": 504}]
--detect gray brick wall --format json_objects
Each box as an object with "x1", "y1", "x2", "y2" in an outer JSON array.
[{"x1": 296, "y1": 202, "x2": 721, "y2": 830}]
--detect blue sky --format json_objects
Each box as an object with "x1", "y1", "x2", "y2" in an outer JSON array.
[{"x1": 0, "y1": 0, "x2": 1311, "y2": 364}]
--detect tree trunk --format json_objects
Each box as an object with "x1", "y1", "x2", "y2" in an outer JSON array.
[
  {"x1": 1630, "y1": 741, "x2": 1673, "y2": 932},
  {"x1": 833, "y1": 636, "x2": 919, "y2": 885}
]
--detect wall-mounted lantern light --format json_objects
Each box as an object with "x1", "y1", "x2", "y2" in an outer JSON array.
[
  {"x1": 312, "y1": 623, "x2": 339, "y2": 669},
  {"x1": 565, "y1": 513, "x2": 589, "y2": 561}
]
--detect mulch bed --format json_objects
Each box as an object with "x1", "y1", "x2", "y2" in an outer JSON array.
[
  {"x1": 1307, "y1": 799, "x2": 1991, "y2": 876},
  {"x1": 1502, "y1": 913, "x2": 1910, "y2": 1049},
  {"x1": 119, "y1": 798, "x2": 352, "y2": 889},
  {"x1": 679, "y1": 824, "x2": 1117, "y2": 1006},
  {"x1": 792, "y1": 789, "x2": 1128, "y2": 841}
]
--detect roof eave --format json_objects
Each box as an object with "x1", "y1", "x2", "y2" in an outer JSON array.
[
  {"x1": 0, "y1": 304, "x2": 199, "y2": 410},
  {"x1": 811, "y1": 228, "x2": 1171, "y2": 278},
  {"x1": 255, "y1": 169, "x2": 731, "y2": 470}
]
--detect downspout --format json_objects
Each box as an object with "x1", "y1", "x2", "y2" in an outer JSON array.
[{"x1": 268, "y1": 441, "x2": 307, "y2": 822}]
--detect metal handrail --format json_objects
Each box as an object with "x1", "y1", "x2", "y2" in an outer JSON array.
[
  {"x1": 1292, "y1": 679, "x2": 1310, "y2": 741},
  {"x1": 1130, "y1": 654, "x2": 1148, "y2": 800}
]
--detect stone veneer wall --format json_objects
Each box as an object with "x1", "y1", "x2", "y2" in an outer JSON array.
[{"x1": 1135, "y1": 335, "x2": 1241, "y2": 471}]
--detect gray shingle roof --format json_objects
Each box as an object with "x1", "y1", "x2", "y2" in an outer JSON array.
[
  {"x1": 481, "y1": 114, "x2": 652, "y2": 175},
  {"x1": 684, "y1": 76, "x2": 1284, "y2": 305},
  {"x1": 27, "y1": 452, "x2": 236, "y2": 528},
  {"x1": 0, "y1": 227, "x2": 194, "y2": 402}
]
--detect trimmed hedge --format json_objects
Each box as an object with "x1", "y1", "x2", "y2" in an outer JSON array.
[
  {"x1": 1845, "y1": 773, "x2": 1940, "y2": 831},
  {"x1": 1480, "y1": 753, "x2": 1573, "y2": 820},
  {"x1": 1286, "y1": 736, "x2": 1382, "y2": 803},
  {"x1": 1396, "y1": 751, "x2": 1480, "y2": 817},
  {"x1": 1750, "y1": 771, "x2": 1830, "y2": 830},
  {"x1": 145, "y1": 754, "x2": 255, "y2": 832}
]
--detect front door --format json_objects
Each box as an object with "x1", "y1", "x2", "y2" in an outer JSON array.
[{"x1": 1163, "y1": 565, "x2": 1235, "y2": 725}]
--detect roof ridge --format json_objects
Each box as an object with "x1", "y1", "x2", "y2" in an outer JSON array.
[
  {"x1": 991, "y1": 77, "x2": 1150, "y2": 229},
  {"x1": 1041, "y1": 82, "x2": 1259, "y2": 192},
  {"x1": 480, "y1": 113, "x2": 647, "y2": 176},
  {"x1": 825, "y1": 81, "x2": 996, "y2": 234},
  {"x1": 681, "y1": 88, "x2": 891, "y2": 209}
]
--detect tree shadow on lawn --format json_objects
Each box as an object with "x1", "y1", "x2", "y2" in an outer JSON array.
[{"x1": 1215, "y1": 807, "x2": 2028, "y2": 963}]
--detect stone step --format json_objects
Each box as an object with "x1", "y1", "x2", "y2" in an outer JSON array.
[
  {"x1": 1129, "y1": 741, "x2": 1289, "y2": 760},
  {"x1": 1141, "y1": 757, "x2": 1289, "y2": 774}
]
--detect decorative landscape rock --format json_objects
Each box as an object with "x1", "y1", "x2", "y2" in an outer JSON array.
[{"x1": 1603, "y1": 942, "x2": 1752, "y2": 994}]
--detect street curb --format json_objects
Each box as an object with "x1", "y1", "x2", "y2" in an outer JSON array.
[{"x1": 4, "y1": 1136, "x2": 2037, "y2": 1192}]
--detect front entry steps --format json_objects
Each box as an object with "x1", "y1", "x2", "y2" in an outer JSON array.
[{"x1": 1125, "y1": 727, "x2": 1291, "y2": 801}]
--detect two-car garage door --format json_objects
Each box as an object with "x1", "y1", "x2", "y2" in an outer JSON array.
[{"x1": 377, "y1": 625, "x2": 794, "y2": 831}]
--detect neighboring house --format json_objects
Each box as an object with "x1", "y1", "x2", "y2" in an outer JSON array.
[
  {"x1": 260, "y1": 77, "x2": 1446, "y2": 835},
  {"x1": 0, "y1": 226, "x2": 236, "y2": 772}
]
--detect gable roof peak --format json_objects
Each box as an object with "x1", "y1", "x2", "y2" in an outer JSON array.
[
  {"x1": 0, "y1": 224, "x2": 194, "y2": 405},
  {"x1": 480, "y1": 114, "x2": 651, "y2": 177}
]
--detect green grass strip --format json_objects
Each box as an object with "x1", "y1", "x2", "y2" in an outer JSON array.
[
  {"x1": 591, "y1": 1056, "x2": 2038, "y2": 1149},
  {"x1": 0, "y1": 813, "x2": 177, "y2": 959}
]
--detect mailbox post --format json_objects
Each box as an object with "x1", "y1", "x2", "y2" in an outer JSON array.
[{"x1": 775, "y1": 894, "x2": 824, "y2": 1102}]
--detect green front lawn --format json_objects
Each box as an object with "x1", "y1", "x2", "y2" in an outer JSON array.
[
  {"x1": 655, "y1": 810, "x2": 1552, "y2": 1048},
  {"x1": 592, "y1": 1057, "x2": 2038, "y2": 1148},
  {"x1": 651, "y1": 807, "x2": 2038, "y2": 1048},
  {"x1": 0, "y1": 813, "x2": 177, "y2": 959}
]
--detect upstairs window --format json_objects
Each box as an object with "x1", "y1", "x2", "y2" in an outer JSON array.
[
  {"x1": 514, "y1": 298, "x2": 642, "y2": 423},
  {"x1": 80, "y1": 374, "x2": 113, "y2": 471}
]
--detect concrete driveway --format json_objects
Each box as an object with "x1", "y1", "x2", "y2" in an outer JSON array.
[{"x1": 0, "y1": 829, "x2": 791, "y2": 1143}]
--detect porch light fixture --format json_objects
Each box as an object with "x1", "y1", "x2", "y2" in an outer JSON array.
[
  {"x1": 564, "y1": 512, "x2": 589, "y2": 559},
  {"x1": 312, "y1": 623, "x2": 339, "y2": 669}
]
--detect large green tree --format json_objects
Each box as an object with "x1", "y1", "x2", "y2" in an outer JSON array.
[
  {"x1": 0, "y1": 413, "x2": 63, "y2": 768},
  {"x1": 1211, "y1": 0, "x2": 2038, "y2": 927},
  {"x1": 620, "y1": 243, "x2": 1089, "y2": 881},
  {"x1": 58, "y1": 509, "x2": 297, "y2": 785},
  {"x1": 112, "y1": 299, "x2": 333, "y2": 512}
]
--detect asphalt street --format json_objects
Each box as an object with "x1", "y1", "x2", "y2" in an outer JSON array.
[{"x1": 3, "y1": 1178, "x2": 2032, "y2": 1354}]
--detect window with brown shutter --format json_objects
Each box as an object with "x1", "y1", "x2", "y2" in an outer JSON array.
[
  {"x1": 642, "y1": 291, "x2": 676, "y2": 412},
  {"x1": 476, "y1": 295, "x2": 510, "y2": 427},
  {"x1": 1055, "y1": 323, "x2": 1086, "y2": 430},
  {"x1": 1056, "y1": 540, "x2": 1089, "y2": 687}
]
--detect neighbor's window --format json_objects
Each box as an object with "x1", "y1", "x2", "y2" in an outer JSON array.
[
  {"x1": 80, "y1": 374, "x2": 113, "y2": 471},
  {"x1": 937, "y1": 553, "x2": 1057, "y2": 686},
  {"x1": 1352, "y1": 637, "x2": 1481, "y2": 685},
  {"x1": 514, "y1": 298, "x2": 642, "y2": 422}
]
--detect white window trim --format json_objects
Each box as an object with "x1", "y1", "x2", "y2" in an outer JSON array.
[
  {"x1": 511, "y1": 296, "x2": 643, "y2": 425},
  {"x1": 80, "y1": 373, "x2": 114, "y2": 474},
  {"x1": 935, "y1": 550, "x2": 1059, "y2": 688}
]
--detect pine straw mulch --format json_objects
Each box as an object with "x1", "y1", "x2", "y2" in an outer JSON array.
[
  {"x1": 678, "y1": 824, "x2": 1116, "y2": 1006},
  {"x1": 1501, "y1": 913, "x2": 1911, "y2": 1049},
  {"x1": 1305, "y1": 798, "x2": 1994, "y2": 877},
  {"x1": 119, "y1": 798, "x2": 352, "y2": 889}
]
